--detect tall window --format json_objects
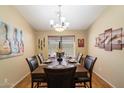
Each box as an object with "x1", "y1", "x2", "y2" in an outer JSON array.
[{"x1": 48, "y1": 36, "x2": 75, "y2": 57}]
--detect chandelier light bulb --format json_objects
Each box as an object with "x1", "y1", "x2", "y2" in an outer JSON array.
[
  {"x1": 63, "y1": 26, "x2": 67, "y2": 29},
  {"x1": 54, "y1": 24, "x2": 60, "y2": 28},
  {"x1": 50, "y1": 20, "x2": 54, "y2": 25},
  {"x1": 65, "y1": 22, "x2": 69, "y2": 27},
  {"x1": 61, "y1": 17, "x2": 66, "y2": 22}
]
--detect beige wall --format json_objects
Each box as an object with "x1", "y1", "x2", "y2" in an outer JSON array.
[
  {"x1": 35, "y1": 30, "x2": 87, "y2": 59},
  {"x1": 0, "y1": 6, "x2": 35, "y2": 87},
  {"x1": 2, "y1": 5, "x2": 123, "y2": 88},
  {"x1": 87, "y1": 6, "x2": 124, "y2": 87}
]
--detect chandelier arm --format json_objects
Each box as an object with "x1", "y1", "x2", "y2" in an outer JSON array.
[{"x1": 59, "y1": 5, "x2": 61, "y2": 25}]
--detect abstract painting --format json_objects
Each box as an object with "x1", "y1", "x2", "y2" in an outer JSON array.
[{"x1": 0, "y1": 21, "x2": 24, "y2": 59}]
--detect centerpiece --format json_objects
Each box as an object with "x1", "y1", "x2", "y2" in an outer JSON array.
[{"x1": 56, "y1": 41, "x2": 64, "y2": 64}]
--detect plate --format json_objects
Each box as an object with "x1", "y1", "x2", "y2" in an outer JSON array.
[
  {"x1": 43, "y1": 59, "x2": 52, "y2": 64},
  {"x1": 68, "y1": 59, "x2": 77, "y2": 63}
]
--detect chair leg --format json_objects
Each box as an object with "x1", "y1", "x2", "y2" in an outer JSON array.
[
  {"x1": 31, "y1": 82, "x2": 34, "y2": 88},
  {"x1": 37, "y1": 82, "x2": 39, "y2": 88},
  {"x1": 89, "y1": 81, "x2": 92, "y2": 88},
  {"x1": 84, "y1": 82, "x2": 86, "y2": 88}
]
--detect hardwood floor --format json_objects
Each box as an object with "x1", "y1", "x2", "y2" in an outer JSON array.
[
  {"x1": 14, "y1": 73, "x2": 112, "y2": 88},
  {"x1": 92, "y1": 73, "x2": 112, "y2": 88}
]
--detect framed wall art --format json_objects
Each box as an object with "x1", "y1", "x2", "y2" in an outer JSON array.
[
  {"x1": 112, "y1": 28, "x2": 122, "y2": 50},
  {"x1": 104, "y1": 28, "x2": 112, "y2": 51},
  {"x1": 78, "y1": 38, "x2": 84, "y2": 47},
  {"x1": 95, "y1": 27, "x2": 123, "y2": 51},
  {"x1": 43, "y1": 37, "x2": 45, "y2": 47},
  {"x1": 40, "y1": 39, "x2": 43, "y2": 50},
  {"x1": 38, "y1": 39, "x2": 40, "y2": 49},
  {"x1": 0, "y1": 21, "x2": 24, "y2": 59}
]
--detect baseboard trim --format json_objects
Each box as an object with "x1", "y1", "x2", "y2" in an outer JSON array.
[
  {"x1": 11, "y1": 71, "x2": 116, "y2": 88},
  {"x1": 94, "y1": 71, "x2": 115, "y2": 88},
  {"x1": 11, "y1": 72, "x2": 30, "y2": 88}
]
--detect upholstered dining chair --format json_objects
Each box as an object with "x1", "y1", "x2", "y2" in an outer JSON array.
[
  {"x1": 26, "y1": 56, "x2": 46, "y2": 88},
  {"x1": 77, "y1": 53, "x2": 83, "y2": 63},
  {"x1": 44, "y1": 67, "x2": 77, "y2": 88},
  {"x1": 37, "y1": 53, "x2": 45, "y2": 64},
  {"x1": 75, "y1": 55, "x2": 97, "y2": 88}
]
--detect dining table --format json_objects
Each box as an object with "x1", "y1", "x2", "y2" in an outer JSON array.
[{"x1": 32, "y1": 57, "x2": 88, "y2": 78}]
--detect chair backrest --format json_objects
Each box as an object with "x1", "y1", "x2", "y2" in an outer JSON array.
[
  {"x1": 77, "y1": 53, "x2": 83, "y2": 63},
  {"x1": 44, "y1": 67, "x2": 76, "y2": 88},
  {"x1": 26, "y1": 56, "x2": 39, "y2": 72},
  {"x1": 37, "y1": 53, "x2": 44, "y2": 64},
  {"x1": 84, "y1": 55, "x2": 97, "y2": 74}
]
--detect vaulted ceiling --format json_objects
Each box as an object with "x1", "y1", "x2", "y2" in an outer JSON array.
[{"x1": 16, "y1": 5, "x2": 106, "y2": 31}]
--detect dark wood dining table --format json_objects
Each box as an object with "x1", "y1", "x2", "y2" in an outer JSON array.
[{"x1": 32, "y1": 57, "x2": 88, "y2": 77}]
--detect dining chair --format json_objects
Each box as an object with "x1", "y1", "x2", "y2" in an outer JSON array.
[
  {"x1": 26, "y1": 56, "x2": 46, "y2": 88},
  {"x1": 37, "y1": 53, "x2": 45, "y2": 64},
  {"x1": 77, "y1": 53, "x2": 83, "y2": 63},
  {"x1": 75, "y1": 55, "x2": 97, "y2": 88},
  {"x1": 44, "y1": 67, "x2": 77, "y2": 88}
]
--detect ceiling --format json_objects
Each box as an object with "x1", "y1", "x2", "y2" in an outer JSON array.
[{"x1": 16, "y1": 5, "x2": 106, "y2": 31}]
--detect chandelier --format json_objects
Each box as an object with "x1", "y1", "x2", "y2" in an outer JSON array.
[{"x1": 50, "y1": 5, "x2": 69, "y2": 32}]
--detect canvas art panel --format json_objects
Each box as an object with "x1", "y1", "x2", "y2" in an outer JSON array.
[
  {"x1": 98, "y1": 33, "x2": 105, "y2": 48},
  {"x1": 0, "y1": 22, "x2": 11, "y2": 55},
  {"x1": 112, "y1": 28, "x2": 122, "y2": 50},
  {"x1": 104, "y1": 28, "x2": 112, "y2": 51},
  {"x1": 122, "y1": 30, "x2": 124, "y2": 48},
  {"x1": 0, "y1": 21, "x2": 24, "y2": 59},
  {"x1": 95, "y1": 37, "x2": 99, "y2": 47}
]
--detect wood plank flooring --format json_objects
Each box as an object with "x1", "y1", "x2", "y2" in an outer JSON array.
[{"x1": 14, "y1": 73, "x2": 112, "y2": 88}]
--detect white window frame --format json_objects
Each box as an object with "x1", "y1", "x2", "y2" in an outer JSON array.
[{"x1": 48, "y1": 35, "x2": 75, "y2": 57}]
